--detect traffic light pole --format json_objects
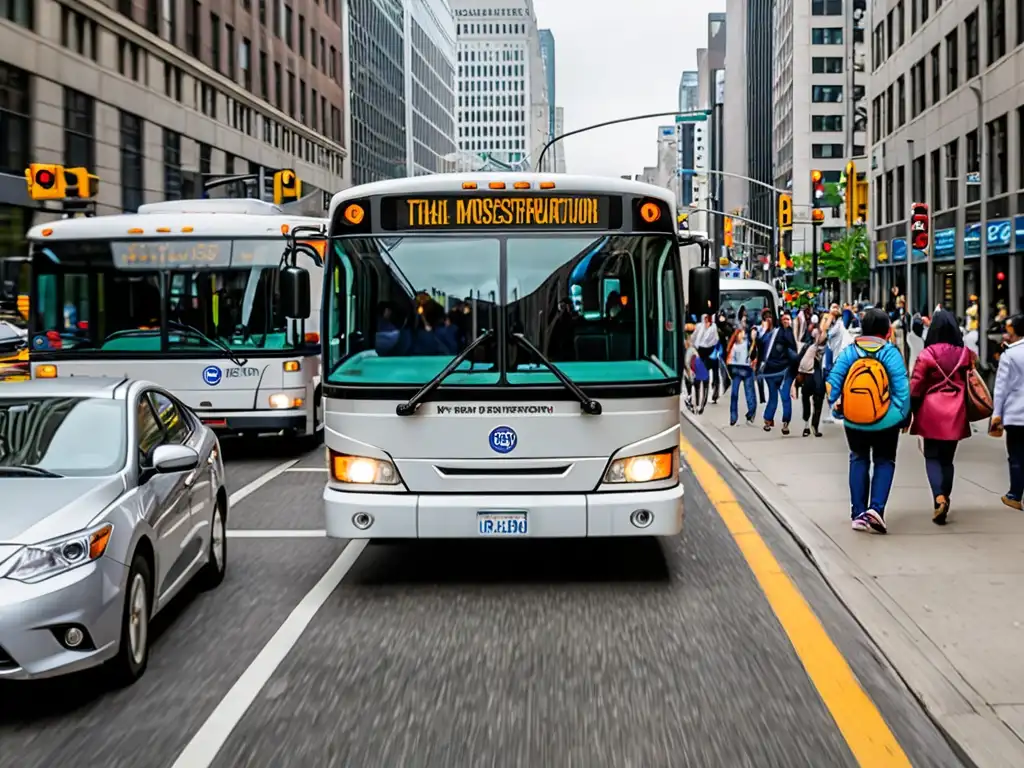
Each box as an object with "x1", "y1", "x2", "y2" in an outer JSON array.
[{"x1": 811, "y1": 222, "x2": 819, "y2": 290}]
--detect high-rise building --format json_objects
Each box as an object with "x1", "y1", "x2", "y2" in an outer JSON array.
[
  {"x1": 451, "y1": 0, "x2": 549, "y2": 169},
  {"x1": 349, "y1": 0, "x2": 407, "y2": 184},
  {"x1": 553, "y1": 105, "x2": 565, "y2": 172},
  {"x1": 679, "y1": 71, "x2": 699, "y2": 113},
  {"x1": 404, "y1": 0, "x2": 458, "y2": 175},
  {"x1": 539, "y1": 28, "x2": 555, "y2": 143},
  {"x1": 0, "y1": 0, "x2": 348, "y2": 234},
  {"x1": 677, "y1": 71, "x2": 699, "y2": 208}
]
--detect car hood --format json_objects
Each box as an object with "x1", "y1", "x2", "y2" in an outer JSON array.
[{"x1": 0, "y1": 476, "x2": 125, "y2": 544}]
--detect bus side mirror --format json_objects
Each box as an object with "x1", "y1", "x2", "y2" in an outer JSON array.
[
  {"x1": 280, "y1": 265, "x2": 310, "y2": 319},
  {"x1": 688, "y1": 266, "x2": 719, "y2": 316}
]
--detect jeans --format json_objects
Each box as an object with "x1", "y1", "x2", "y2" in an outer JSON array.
[
  {"x1": 762, "y1": 370, "x2": 792, "y2": 423},
  {"x1": 922, "y1": 438, "x2": 958, "y2": 500},
  {"x1": 728, "y1": 365, "x2": 756, "y2": 423},
  {"x1": 697, "y1": 346, "x2": 721, "y2": 397},
  {"x1": 1007, "y1": 425, "x2": 1024, "y2": 501},
  {"x1": 801, "y1": 379, "x2": 824, "y2": 430},
  {"x1": 845, "y1": 426, "x2": 900, "y2": 518}
]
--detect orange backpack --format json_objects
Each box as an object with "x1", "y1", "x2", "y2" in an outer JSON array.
[{"x1": 841, "y1": 349, "x2": 891, "y2": 425}]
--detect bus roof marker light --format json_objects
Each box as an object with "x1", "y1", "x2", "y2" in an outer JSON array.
[
  {"x1": 343, "y1": 204, "x2": 364, "y2": 225},
  {"x1": 639, "y1": 201, "x2": 661, "y2": 223},
  {"x1": 36, "y1": 364, "x2": 57, "y2": 379},
  {"x1": 539, "y1": 181, "x2": 556, "y2": 189},
  {"x1": 462, "y1": 182, "x2": 478, "y2": 190},
  {"x1": 280, "y1": 224, "x2": 290, "y2": 235},
  {"x1": 156, "y1": 227, "x2": 170, "y2": 233},
  {"x1": 489, "y1": 181, "x2": 506, "y2": 190},
  {"x1": 181, "y1": 226, "x2": 193, "y2": 233},
  {"x1": 513, "y1": 182, "x2": 530, "y2": 189},
  {"x1": 127, "y1": 228, "x2": 143, "y2": 234},
  {"x1": 41, "y1": 228, "x2": 53, "y2": 237}
]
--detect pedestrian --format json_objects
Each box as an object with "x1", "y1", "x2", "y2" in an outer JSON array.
[
  {"x1": 991, "y1": 314, "x2": 1024, "y2": 510},
  {"x1": 797, "y1": 314, "x2": 830, "y2": 437},
  {"x1": 726, "y1": 326, "x2": 757, "y2": 426},
  {"x1": 758, "y1": 309, "x2": 798, "y2": 434},
  {"x1": 692, "y1": 314, "x2": 721, "y2": 404},
  {"x1": 827, "y1": 308, "x2": 911, "y2": 533},
  {"x1": 688, "y1": 339, "x2": 711, "y2": 413},
  {"x1": 908, "y1": 310, "x2": 976, "y2": 525}
]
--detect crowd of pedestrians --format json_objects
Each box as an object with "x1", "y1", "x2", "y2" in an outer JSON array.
[{"x1": 686, "y1": 299, "x2": 1024, "y2": 534}]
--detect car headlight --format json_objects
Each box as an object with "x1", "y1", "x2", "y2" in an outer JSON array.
[
  {"x1": 328, "y1": 450, "x2": 400, "y2": 485},
  {"x1": 603, "y1": 448, "x2": 677, "y2": 484},
  {"x1": 0, "y1": 524, "x2": 113, "y2": 584}
]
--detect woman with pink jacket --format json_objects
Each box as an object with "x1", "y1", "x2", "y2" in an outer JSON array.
[{"x1": 909, "y1": 310, "x2": 977, "y2": 525}]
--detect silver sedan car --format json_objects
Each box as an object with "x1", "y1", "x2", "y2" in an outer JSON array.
[{"x1": 0, "y1": 377, "x2": 228, "y2": 684}]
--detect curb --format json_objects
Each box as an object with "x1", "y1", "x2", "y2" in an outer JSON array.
[{"x1": 680, "y1": 408, "x2": 1024, "y2": 768}]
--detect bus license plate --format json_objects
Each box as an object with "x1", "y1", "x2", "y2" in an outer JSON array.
[{"x1": 478, "y1": 512, "x2": 527, "y2": 536}]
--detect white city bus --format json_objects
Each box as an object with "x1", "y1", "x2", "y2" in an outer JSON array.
[
  {"x1": 276, "y1": 174, "x2": 716, "y2": 539},
  {"x1": 26, "y1": 199, "x2": 327, "y2": 443}
]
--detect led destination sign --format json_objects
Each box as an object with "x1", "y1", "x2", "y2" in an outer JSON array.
[{"x1": 382, "y1": 195, "x2": 611, "y2": 230}]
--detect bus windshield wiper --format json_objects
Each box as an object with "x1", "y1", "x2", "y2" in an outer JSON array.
[
  {"x1": 396, "y1": 330, "x2": 494, "y2": 416},
  {"x1": 169, "y1": 322, "x2": 248, "y2": 367},
  {"x1": 0, "y1": 465, "x2": 63, "y2": 478},
  {"x1": 511, "y1": 333, "x2": 602, "y2": 415}
]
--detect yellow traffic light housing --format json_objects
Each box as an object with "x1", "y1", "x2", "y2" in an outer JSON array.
[
  {"x1": 777, "y1": 193, "x2": 793, "y2": 232},
  {"x1": 723, "y1": 216, "x2": 734, "y2": 247},
  {"x1": 855, "y1": 176, "x2": 869, "y2": 225},
  {"x1": 777, "y1": 249, "x2": 787, "y2": 269},
  {"x1": 25, "y1": 164, "x2": 66, "y2": 200},
  {"x1": 844, "y1": 162, "x2": 856, "y2": 228},
  {"x1": 811, "y1": 169, "x2": 822, "y2": 183},
  {"x1": 63, "y1": 167, "x2": 100, "y2": 198},
  {"x1": 273, "y1": 169, "x2": 301, "y2": 204},
  {"x1": 811, "y1": 209, "x2": 825, "y2": 224}
]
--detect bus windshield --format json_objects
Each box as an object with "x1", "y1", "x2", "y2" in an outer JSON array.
[
  {"x1": 30, "y1": 239, "x2": 303, "y2": 353},
  {"x1": 718, "y1": 288, "x2": 778, "y2": 324},
  {"x1": 325, "y1": 233, "x2": 681, "y2": 387}
]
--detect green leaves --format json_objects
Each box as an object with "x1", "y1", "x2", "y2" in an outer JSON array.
[{"x1": 820, "y1": 228, "x2": 870, "y2": 283}]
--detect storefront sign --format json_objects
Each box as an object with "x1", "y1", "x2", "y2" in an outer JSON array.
[
  {"x1": 1015, "y1": 215, "x2": 1024, "y2": 247},
  {"x1": 965, "y1": 223, "x2": 980, "y2": 255},
  {"x1": 890, "y1": 238, "x2": 907, "y2": 262},
  {"x1": 453, "y1": 8, "x2": 527, "y2": 17},
  {"x1": 987, "y1": 219, "x2": 1012, "y2": 253},
  {"x1": 933, "y1": 228, "x2": 956, "y2": 260}
]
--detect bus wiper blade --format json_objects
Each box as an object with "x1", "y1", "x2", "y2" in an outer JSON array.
[
  {"x1": 511, "y1": 334, "x2": 602, "y2": 415},
  {"x1": 0, "y1": 465, "x2": 63, "y2": 478},
  {"x1": 396, "y1": 330, "x2": 494, "y2": 416},
  {"x1": 645, "y1": 354, "x2": 674, "y2": 378},
  {"x1": 169, "y1": 322, "x2": 248, "y2": 367}
]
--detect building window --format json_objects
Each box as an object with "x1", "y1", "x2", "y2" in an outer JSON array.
[
  {"x1": 897, "y1": 0, "x2": 905, "y2": 46},
  {"x1": 987, "y1": 0, "x2": 1005, "y2": 64},
  {"x1": 0, "y1": 62, "x2": 31, "y2": 176},
  {"x1": 886, "y1": 84, "x2": 894, "y2": 134},
  {"x1": 811, "y1": 84, "x2": 843, "y2": 102},
  {"x1": 288, "y1": 72, "x2": 295, "y2": 116},
  {"x1": 285, "y1": 5, "x2": 293, "y2": 47},
  {"x1": 145, "y1": 0, "x2": 158, "y2": 34},
  {"x1": 63, "y1": 88, "x2": 94, "y2": 169},
  {"x1": 946, "y1": 139, "x2": 959, "y2": 207},
  {"x1": 1019, "y1": 0, "x2": 1024, "y2": 47},
  {"x1": 299, "y1": 15, "x2": 306, "y2": 56},
  {"x1": 811, "y1": 0, "x2": 842, "y2": 14},
  {"x1": 912, "y1": 155, "x2": 926, "y2": 201},
  {"x1": 966, "y1": 129, "x2": 980, "y2": 203},
  {"x1": 987, "y1": 113, "x2": 1008, "y2": 196},
  {"x1": 241, "y1": 38, "x2": 251, "y2": 90},
  {"x1": 1019, "y1": 107, "x2": 1024, "y2": 190},
  {"x1": 930, "y1": 148, "x2": 943, "y2": 210},
  {"x1": 897, "y1": 75, "x2": 906, "y2": 126},
  {"x1": 812, "y1": 143, "x2": 844, "y2": 158},
  {"x1": 812, "y1": 114, "x2": 843, "y2": 131},
  {"x1": 946, "y1": 29, "x2": 958, "y2": 92},
  {"x1": 186, "y1": 0, "x2": 200, "y2": 57},
  {"x1": 199, "y1": 142, "x2": 211, "y2": 176},
  {"x1": 274, "y1": 62, "x2": 282, "y2": 108},
  {"x1": 259, "y1": 50, "x2": 268, "y2": 99},
  {"x1": 119, "y1": 111, "x2": 144, "y2": 213},
  {"x1": 930, "y1": 45, "x2": 941, "y2": 106},
  {"x1": 911, "y1": 59, "x2": 926, "y2": 117},
  {"x1": 227, "y1": 25, "x2": 236, "y2": 80},
  {"x1": 811, "y1": 56, "x2": 843, "y2": 73},
  {"x1": 2, "y1": 0, "x2": 33, "y2": 30},
  {"x1": 811, "y1": 27, "x2": 843, "y2": 44},
  {"x1": 965, "y1": 11, "x2": 979, "y2": 78},
  {"x1": 163, "y1": 128, "x2": 182, "y2": 200},
  {"x1": 210, "y1": 13, "x2": 221, "y2": 72}
]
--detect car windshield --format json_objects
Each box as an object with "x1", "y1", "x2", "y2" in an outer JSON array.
[
  {"x1": 0, "y1": 397, "x2": 127, "y2": 476},
  {"x1": 325, "y1": 234, "x2": 681, "y2": 386},
  {"x1": 31, "y1": 239, "x2": 312, "y2": 353},
  {"x1": 718, "y1": 289, "x2": 776, "y2": 324}
]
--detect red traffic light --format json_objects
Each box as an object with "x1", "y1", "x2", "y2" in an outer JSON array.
[
  {"x1": 822, "y1": 241, "x2": 832, "y2": 253},
  {"x1": 35, "y1": 169, "x2": 55, "y2": 188},
  {"x1": 997, "y1": 272, "x2": 1006, "y2": 282}
]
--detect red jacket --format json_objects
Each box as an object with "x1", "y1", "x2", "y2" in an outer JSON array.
[{"x1": 910, "y1": 343, "x2": 975, "y2": 441}]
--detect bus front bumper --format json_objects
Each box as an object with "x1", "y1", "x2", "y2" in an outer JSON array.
[
  {"x1": 323, "y1": 485, "x2": 684, "y2": 539},
  {"x1": 195, "y1": 411, "x2": 309, "y2": 436}
]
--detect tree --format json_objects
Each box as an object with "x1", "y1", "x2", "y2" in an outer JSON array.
[{"x1": 820, "y1": 227, "x2": 870, "y2": 284}]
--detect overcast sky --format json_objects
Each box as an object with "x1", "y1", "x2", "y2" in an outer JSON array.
[{"x1": 533, "y1": 0, "x2": 725, "y2": 178}]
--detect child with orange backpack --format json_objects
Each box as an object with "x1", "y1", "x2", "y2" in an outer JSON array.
[{"x1": 826, "y1": 308, "x2": 911, "y2": 534}]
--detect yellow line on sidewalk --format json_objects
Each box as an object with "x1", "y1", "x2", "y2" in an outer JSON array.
[{"x1": 680, "y1": 435, "x2": 912, "y2": 767}]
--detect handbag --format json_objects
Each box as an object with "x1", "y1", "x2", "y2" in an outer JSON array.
[{"x1": 965, "y1": 367, "x2": 993, "y2": 422}]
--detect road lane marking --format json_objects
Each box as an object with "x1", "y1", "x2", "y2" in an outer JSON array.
[
  {"x1": 228, "y1": 529, "x2": 327, "y2": 538},
  {"x1": 284, "y1": 467, "x2": 327, "y2": 472},
  {"x1": 170, "y1": 539, "x2": 367, "y2": 768},
  {"x1": 680, "y1": 435, "x2": 912, "y2": 767},
  {"x1": 228, "y1": 458, "x2": 300, "y2": 507}
]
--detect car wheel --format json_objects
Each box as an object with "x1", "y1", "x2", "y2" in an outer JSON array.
[
  {"x1": 198, "y1": 499, "x2": 227, "y2": 590},
  {"x1": 110, "y1": 554, "x2": 152, "y2": 687}
]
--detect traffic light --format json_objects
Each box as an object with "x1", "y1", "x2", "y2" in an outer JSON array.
[
  {"x1": 25, "y1": 164, "x2": 66, "y2": 200},
  {"x1": 855, "y1": 176, "x2": 869, "y2": 224},
  {"x1": 844, "y1": 161, "x2": 856, "y2": 228},
  {"x1": 811, "y1": 208, "x2": 825, "y2": 224},
  {"x1": 273, "y1": 169, "x2": 301, "y2": 204},
  {"x1": 723, "y1": 216, "x2": 734, "y2": 247},
  {"x1": 777, "y1": 248, "x2": 787, "y2": 269},
  {"x1": 777, "y1": 193, "x2": 793, "y2": 232},
  {"x1": 811, "y1": 169, "x2": 824, "y2": 207},
  {"x1": 63, "y1": 167, "x2": 99, "y2": 198},
  {"x1": 911, "y1": 202, "x2": 929, "y2": 250},
  {"x1": 822, "y1": 241, "x2": 832, "y2": 254}
]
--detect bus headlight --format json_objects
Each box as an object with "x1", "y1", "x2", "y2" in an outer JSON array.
[
  {"x1": 268, "y1": 393, "x2": 303, "y2": 409},
  {"x1": 329, "y1": 450, "x2": 400, "y2": 485},
  {"x1": 603, "y1": 448, "x2": 677, "y2": 484}
]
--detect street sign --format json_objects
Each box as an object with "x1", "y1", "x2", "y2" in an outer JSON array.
[
  {"x1": 966, "y1": 171, "x2": 981, "y2": 185},
  {"x1": 322, "y1": 190, "x2": 332, "y2": 210},
  {"x1": 675, "y1": 111, "x2": 710, "y2": 123}
]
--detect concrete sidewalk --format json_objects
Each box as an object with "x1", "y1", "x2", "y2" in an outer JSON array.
[{"x1": 684, "y1": 399, "x2": 1024, "y2": 767}]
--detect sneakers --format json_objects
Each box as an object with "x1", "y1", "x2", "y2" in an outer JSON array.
[
  {"x1": 1002, "y1": 495, "x2": 1023, "y2": 511},
  {"x1": 933, "y1": 495, "x2": 949, "y2": 526},
  {"x1": 745, "y1": 415, "x2": 756, "y2": 426},
  {"x1": 852, "y1": 509, "x2": 887, "y2": 534}
]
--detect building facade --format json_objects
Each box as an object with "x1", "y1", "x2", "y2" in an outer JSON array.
[
  {"x1": 678, "y1": 70, "x2": 699, "y2": 208},
  {"x1": 867, "y1": 0, "x2": 1023, "y2": 321},
  {"x1": 452, "y1": 0, "x2": 548, "y2": 169},
  {"x1": 404, "y1": 0, "x2": 458, "y2": 175},
  {"x1": 0, "y1": 0, "x2": 349, "y2": 245},
  {"x1": 539, "y1": 27, "x2": 555, "y2": 144},
  {"x1": 553, "y1": 105, "x2": 565, "y2": 172}
]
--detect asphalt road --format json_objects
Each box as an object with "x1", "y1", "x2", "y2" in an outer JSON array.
[{"x1": 0, "y1": 427, "x2": 965, "y2": 768}]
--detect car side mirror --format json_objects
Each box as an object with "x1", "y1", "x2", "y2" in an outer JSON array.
[
  {"x1": 151, "y1": 444, "x2": 200, "y2": 474},
  {"x1": 280, "y1": 265, "x2": 311, "y2": 319}
]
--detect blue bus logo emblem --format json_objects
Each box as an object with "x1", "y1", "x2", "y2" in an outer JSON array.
[
  {"x1": 488, "y1": 426, "x2": 517, "y2": 454},
  {"x1": 202, "y1": 366, "x2": 222, "y2": 386}
]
